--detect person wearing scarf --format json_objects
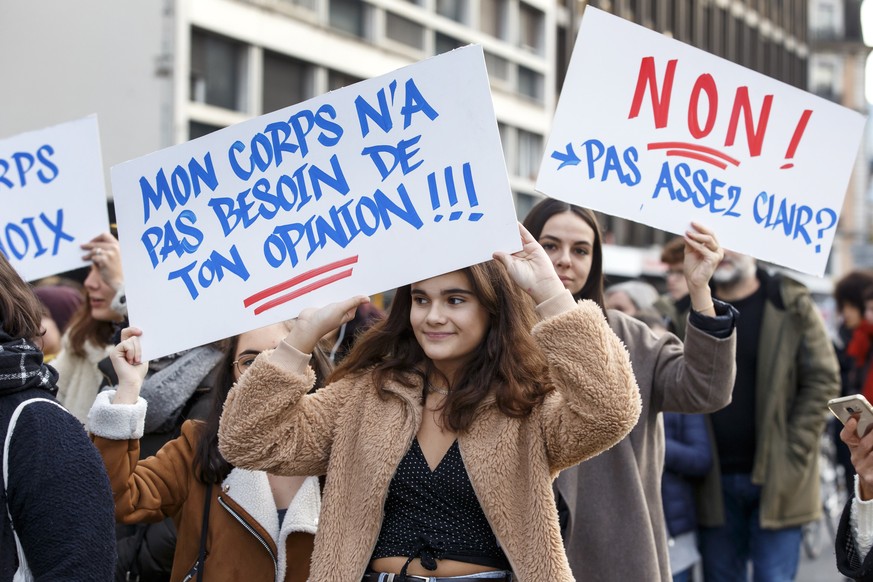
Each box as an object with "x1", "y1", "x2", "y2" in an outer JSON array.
[{"x1": 0, "y1": 252, "x2": 115, "y2": 580}]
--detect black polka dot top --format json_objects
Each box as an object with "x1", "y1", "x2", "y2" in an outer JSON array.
[{"x1": 370, "y1": 438, "x2": 510, "y2": 571}]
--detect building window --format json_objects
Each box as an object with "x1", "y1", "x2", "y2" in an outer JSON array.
[
  {"x1": 498, "y1": 122, "x2": 511, "y2": 170},
  {"x1": 189, "y1": 121, "x2": 223, "y2": 140},
  {"x1": 735, "y1": 16, "x2": 745, "y2": 67},
  {"x1": 518, "y1": 3, "x2": 544, "y2": 54},
  {"x1": 748, "y1": 27, "x2": 759, "y2": 72},
  {"x1": 484, "y1": 52, "x2": 510, "y2": 82},
  {"x1": 190, "y1": 29, "x2": 246, "y2": 111},
  {"x1": 330, "y1": 0, "x2": 367, "y2": 38},
  {"x1": 517, "y1": 66, "x2": 544, "y2": 102},
  {"x1": 812, "y1": 1, "x2": 839, "y2": 40},
  {"x1": 262, "y1": 51, "x2": 314, "y2": 113},
  {"x1": 385, "y1": 12, "x2": 426, "y2": 50},
  {"x1": 436, "y1": 0, "x2": 467, "y2": 23},
  {"x1": 328, "y1": 69, "x2": 363, "y2": 91},
  {"x1": 516, "y1": 129, "x2": 543, "y2": 180},
  {"x1": 435, "y1": 32, "x2": 464, "y2": 54},
  {"x1": 693, "y1": 2, "x2": 706, "y2": 49},
  {"x1": 278, "y1": 0, "x2": 317, "y2": 10},
  {"x1": 480, "y1": 0, "x2": 508, "y2": 39}
]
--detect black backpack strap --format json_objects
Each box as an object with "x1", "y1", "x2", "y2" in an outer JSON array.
[{"x1": 197, "y1": 482, "x2": 213, "y2": 582}]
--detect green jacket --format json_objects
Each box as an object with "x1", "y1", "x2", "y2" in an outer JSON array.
[{"x1": 699, "y1": 270, "x2": 840, "y2": 529}]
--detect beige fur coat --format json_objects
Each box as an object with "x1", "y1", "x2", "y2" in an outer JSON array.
[{"x1": 219, "y1": 295, "x2": 641, "y2": 581}]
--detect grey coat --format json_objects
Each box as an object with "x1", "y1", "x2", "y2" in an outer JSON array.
[{"x1": 555, "y1": 310, "x2": 736, "y2": 582}]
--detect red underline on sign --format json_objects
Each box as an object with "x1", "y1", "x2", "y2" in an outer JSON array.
[
  {"x1": 253, "y1": 268, "x2": 355, "y2": 315},
  {"x1": 647, "y1": 142, "x2": 740, "y2": 167},
  {"x1": 664, "y1": 150, "x2": 728, "y2": 170},
  {"x1": 243, "y1": 255, "x2": 360, "y2": 308}
]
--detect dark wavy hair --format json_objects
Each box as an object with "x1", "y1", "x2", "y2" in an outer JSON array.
[
  {"x1": 193, "y1": 328, "x2": 334, "y2": 485},
  {"x1": 331, "y1": 261, "x2": 552, "y2": 433},
  {"x1": 0, "y1": 253, "x2": 44, "y2": 341},
  {"x1": 835, "y1": 270, "x2": 873, "y2": 314},
  {"x1": 523, "y1": 198, "x2": 606, "y2": 313}
]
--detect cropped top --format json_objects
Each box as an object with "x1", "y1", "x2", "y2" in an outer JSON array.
[{"x1": 371, "y1": 438, "x2": 510, "y2": 572}]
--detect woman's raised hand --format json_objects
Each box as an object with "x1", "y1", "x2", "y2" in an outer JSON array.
[
  {"x1": 110, "y1": 327, "x2": 149, "y2": 405},
  {"x1": 682, "y1": 222, "x2": 723, "y2": 315},
  {"x1": 82, "y1": 232, "x2": 124, "y2": 291},
  {"x1": 493, "y1": 222, "x2": 566, "y2": 305},
  {"x1": 285, "y1": 296, "x2": 371, "y2": 355}
]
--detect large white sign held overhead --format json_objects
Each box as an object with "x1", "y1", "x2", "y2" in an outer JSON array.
[
  {"x1": 112, "y1": 46, "x2": 520, "y2": 360},
  {"x1": 537, "y1": 7, "x2": 866, "y2": 277},
  {"x1": 1, "y1": 115, "x2": 109, "y2": 281}
]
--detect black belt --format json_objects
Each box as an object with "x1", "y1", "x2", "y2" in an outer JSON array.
[{"x1": 362, "y1": 572, "x2": 513, "y2": 582}]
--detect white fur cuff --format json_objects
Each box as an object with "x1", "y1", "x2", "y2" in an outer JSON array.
[{"x1": 87, "y1": 390, "x2": 148, "y2": 440}]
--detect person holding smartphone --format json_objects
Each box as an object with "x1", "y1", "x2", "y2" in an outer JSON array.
[{"x1": 836, "y1": 414, "x2": 873, "y2": 580}]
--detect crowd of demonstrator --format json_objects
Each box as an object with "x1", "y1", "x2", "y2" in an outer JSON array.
[{"x1": 5, "y1": 197, "x2": 862, "y2": 582}]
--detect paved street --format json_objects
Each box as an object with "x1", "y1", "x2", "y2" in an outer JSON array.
[
  {"x1": 797, "y1": 517, "x2": 850, "y2": 582},
  {"x1": 798, "y1": 547, "x2": 845, "y2": 581}
]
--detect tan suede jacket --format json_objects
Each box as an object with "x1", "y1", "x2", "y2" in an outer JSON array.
[{"x1": 219, "y1": 295, "x2": 641, "y2": 582}]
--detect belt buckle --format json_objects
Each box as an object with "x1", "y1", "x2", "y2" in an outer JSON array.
[{"x1": 385, "y1": 575, "x2": 430, "y2": 582}]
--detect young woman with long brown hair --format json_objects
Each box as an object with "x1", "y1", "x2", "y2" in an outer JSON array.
[
  {"x1": 0, "y1": 252, "x2": 115, "y2": 580},
  {"x1": 217, "y1": 225, "x2": 641, "y2": 582},
  {"x1": 522, "y1": 199, "x2": 737, "y2": 582}
]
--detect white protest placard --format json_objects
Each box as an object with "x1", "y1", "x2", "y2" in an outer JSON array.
[
  {"x1": 536, "y1": 7, "x2": 865, "y2": 277},
  {"x1": 1, "y1": 115, "x2": 109, "y2": 281},
  {"x1": 112, "y1": 46, "x2": 520, "y2": 360}
]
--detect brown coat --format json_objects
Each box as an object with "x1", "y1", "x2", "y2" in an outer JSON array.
[
  {"x1": 90, "y1": 401, "x2": 320, "y2": 582},
  {"x1": 219, "y1": 298, "x2": 641, "y2": 582}
]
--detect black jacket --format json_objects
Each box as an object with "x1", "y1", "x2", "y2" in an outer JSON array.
[
  {"x1": 837, "y1": 497, "x2": 873, "y2": 581},
  {"x1": 0, "y1": 385, "x2": 116, "y2": 581}
]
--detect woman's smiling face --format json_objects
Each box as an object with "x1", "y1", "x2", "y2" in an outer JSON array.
[{"x1": 409, "y1": 270, "x2": 489, "y2": 383}]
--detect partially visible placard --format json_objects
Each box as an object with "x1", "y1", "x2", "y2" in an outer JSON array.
[{"x1": 0, "y1": 115, "x2": 109, "y2": 281}]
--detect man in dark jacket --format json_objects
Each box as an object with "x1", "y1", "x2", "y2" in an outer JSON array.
[{"x1": 699, "y1": 251, "x2": 840, "y2": 581}]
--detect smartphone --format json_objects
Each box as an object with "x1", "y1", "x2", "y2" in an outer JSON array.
[{"x1": 828, "y1": 394, "x2": 873, "y2": 436}]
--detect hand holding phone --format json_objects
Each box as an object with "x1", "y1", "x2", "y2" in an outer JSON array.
[{"x1": 829, "y1": 394, "x2": 873, "y2": 437}]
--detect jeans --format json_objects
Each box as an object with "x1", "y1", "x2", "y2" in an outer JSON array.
[
  {"x1": 699, "y1": 473, "x2": 802, "y2": 582},
  {"x1": 672, "y1": 568, "x2": 691, "y2": 582}
]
